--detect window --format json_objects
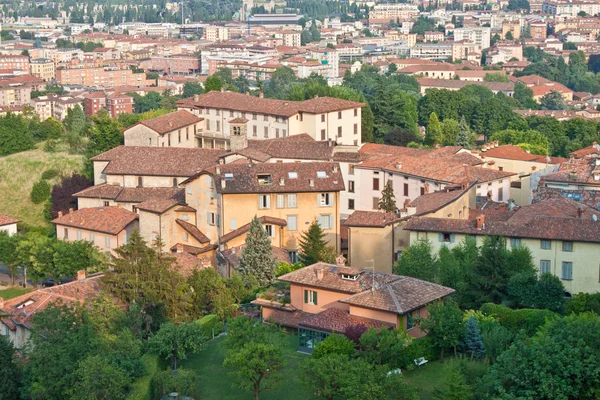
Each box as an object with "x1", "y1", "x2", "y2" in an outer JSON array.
[
  {"x1": 287, "y1": 194, "x2": 297, "y2": 208},
  {"x1": 288, "y1": 172, "x2": 298, "y2": 179},
  {"x1": 406, "y1": 312, "x2": 414, "y2": 330},
  {"x1": 253, "y1": 113, "x2": 257, "y2": 120},
  {"x1": 289, "y1": 251, "x2": 298, "y2": 263},
  {"x1": 354, "y1": 123, "x2": 358, "y2": 135},
  {"x1": 207, "y1": 212, "x2": 216, "y2": 225},
  {"x1": 304, "y1": 289, "x2": 318, "y2": 305},
  {"x1": 348, "y1": 164, "x2": 354, "y2": 175},
  {"x1": 103, "y1": 200, "x2": 110, "y2": 207},
  {"x1": 338, "y1": 111, "x2": 342, "y2": 119},
  {"x1": 403, "y1": 183, "x2": 409, "y2": 196},
  {"x1": 540, "y1": 260, "x2": 551, "y2": 275},
  {"x1": 318, "y1": 215, "x2": 334, "y2": 229},
  {"x1": 257, "y1": 174, "x2": 272, "y2": 185},
  {"x1": 562, "y1": 262, "x2": 573, "y2": 280},
  {"x1": 77, "y1": 230, "x2": 82, "y2": 240},
  {"x1": 264, "y1": 127, "x2": 269, "y2": 138},
  {"x1": 317, "y1": 171, "x2": 327, "y2": 178},
  {"x1": 283, "y1": 129, "x2": 287, "y2": 137},
  {"x1": 337, "y1": 126, "x2": 342, "y2": 137},
  {"x1": 168, "y1": 134, "x2": 171, "y2": 146},
  {"x1": 264, "y1": 224, "x2": 274, "y2": 237},
  {"x1": 187, "y1": 184, "x2": 192, "y2": 195},
  {"x1": 216, "y1": 121, "x2": 220, "y2": 132},
  {"x1": 498, "y1": 187, "x2": 504, "y2": 202},
  {"x1": 276, "y1": 128, "x2": 280, "y2": 138},
  {"x1": 541, "y1": 240, "x2": 551, "y2": 250},
  {"x1": 173, "y1": 178, "x2": 178, "y2": 187},
  {"x1": 348, "y1": 199, "x2": 355, "y2": 210},
  {"x1": 562, "y1": 241, "x2": 573, "y2": 252},
  {"x1": 510, "y1": 238, "x2": 521, "y2": 247},
  {"x1": 258, "y1": 195, "x2": 270, "y2": 209},
  {"x1": 230, "y1": 218, "x2": 236, "y2": 230},
  {"x1": 321, "y1": 114, "x2": 325, "y2": 122},
  {"x1": 89, "y1": 233, "x2": 95, "y2": 242},
  {"x1": 319, "y1": 193, "x2": 332, "y2": 206},
  {"x1": 354, "y1": 109, "x2": 358, "y2": 117},
  {"x1": 253, "y1": 126, "x2": 257, "y2": 136},
  {"x1": 137, "y1": 177, "x2": 143, "y2": 187},
  {"x1": 440, "y1": 233, "x2": 454, "y2": 243},
  {"x1": 64, "y1": 228, "x2": 69, "y2": 239},
  {"x1": 321, "y1": 129, "x2": 326, "y2": 140},
  {"x1": 264, "y1": 115, "x2": 268, "y2": 121},
  {"x1": 373, "y1": 197, "x2": 379, "y2": 209},
  {"x1": 186, "y1": 127, "x2": 189, "y2": 140},
  {"x1": 287, "y1": 215, "x2": 297, "y2": 231},
  {"x1": 105, "y1": 236, "x2": 111, "y2": 248},
  {"x1": 420, "y1": 187, "x2": 425, "y2": 196},
  {"x1": 349, "y1": 181, "x2": 355, "y2": 193},
  {"x1": 180, "y1": 214, "x2": 190, "y2": 221},
  {"x1": 182, "y1": 232, "x2": 189, "y2": 242},
  {"x1": 276, "y1": 194, "x2": 285, "y2": 208},
  {"x1": 373, "y1": 178, "x2": 379, "y2": 191},
  {"x1": 178, "y1": 130, "x2": 181, "y2": 143}
]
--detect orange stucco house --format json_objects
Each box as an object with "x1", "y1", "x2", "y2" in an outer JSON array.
[{"x1": 253, "y1": 262, "x2": 455, "y2": 353}]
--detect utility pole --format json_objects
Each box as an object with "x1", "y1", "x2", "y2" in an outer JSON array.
[{"x1": 181, "y1": 0, "x2": 184, "y2": 26}]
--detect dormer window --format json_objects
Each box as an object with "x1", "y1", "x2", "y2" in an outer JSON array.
[
  {"x1": 233, "y1": 126, "x2": 241, "y2": 136},
  {"x1": 317, "y1": 171, "x2": 327, "y2": 179},
  {"x1": 16, "y1": 299, "x2": 35, "y2": 309},
  {"x1": 258, "y1": 174, "x2": 272, "y2": 185},
  {"x1": 341, "y1": 273, "x2": 360, "y2": 281},
  {"x1": 288, "y1": 172, "x2": 298, "y2": 179},
  {"x1": 224, "y1": 173, "x2": 234, "y2": 180}
]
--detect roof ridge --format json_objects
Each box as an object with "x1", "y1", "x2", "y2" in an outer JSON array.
[{"x1": 386, "y1": 278, "x2": 405, "y2": 313}]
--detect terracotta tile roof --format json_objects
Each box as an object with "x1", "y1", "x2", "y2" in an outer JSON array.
[
  {"x1": 74, "y1": 184, "x2": 184, "y2": 203},
  {"x1": 535, "y1": 186, "x2": 600, "y2": 211},
  {"x1": 211, "y1": 161, "x2": 345, "y2": 194},
  {"x1": 176, "y1": 219, "x2": 210, "y2": 244},
  {"x1": 175, "y1": 205, "x2": 196, "y2": 212},
  {"x1": 408, "y1": 185, "x2": 473, "y2": 215},
  {"x1": 541, "y1": 159, "x2": 599, "y2": 185},
  {"x1": 1, "y1": 275, "x2": 103, "y2": 331},
  {"x1": 482, "y1": 145, "x2": 555, "y2": 162},
  {"x1": 91, "y1": 146, "x2": 227, "y2": 177},
  {"x1": 170, "y1": 243, "x2": 218, "y2": 255},
  {"x1": 137, "y1": 198, "x2": 181, "y2": 214},
  {"x1": 52, "y1": 207, "x2": 138, "y2": 235},
  {"x1": 265, "y1": 308, "x2": 313, "y2": 329},
  {"x1": 340, "y1": 277, "x2": 455, "y2": 314},
  {"x1": 0, "y1": 214, "x2": 19, "y2": 227},
  {"x1": 279, "y1": 263, "x2": 401, "y2": 294},
  {"x1": 359, "y1": 143, "x2": 430, "y2": 160},
  {"x1": 570, "y1": 143, "x2": 600, "y2": 159},
  {"x1": 405, "y1": 197, "x2": 600, "y2": 243},
  {"x1": 220, "y1": 216, "x2": 287, "y2": 244},
  {"x1": 343, "y1": 211, "x2": 401, "y2": 228},
  {"x1": 131, "y1": 110, "x2": 202, "y2": 136},
  {"x1": 176, "y1": 91, "x2": 364, "y2": 117},
  {"x1": 241, "y1": 134, "x2": 335, "y2": 161},
  {"x1": 220, "y1": 244, "x2": 291, "y2": 267},
  {"x1": 417, "y1": 78, "x2": 514, "y2": 92},
  {"x1": 299, "y1": 308, "x2": 395, "y2": 333},
  {"x1": 171, "y1": 252, "x2": 211, "y2": 277}
]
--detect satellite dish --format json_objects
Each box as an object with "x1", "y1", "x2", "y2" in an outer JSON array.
[{"x1": 593, "y1": 214, "x2": 598, "y2": 222}]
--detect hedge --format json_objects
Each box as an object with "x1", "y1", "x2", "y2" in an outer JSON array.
[
  {"x1": 196, "y1": 314, "x2": 224, "y2": 339},
  {"x1": 127, "y1": 353, "x2": 159, "y2": 400},
  {"x1": 479, "y1": 303, "x2": 557, "y2": 335}
]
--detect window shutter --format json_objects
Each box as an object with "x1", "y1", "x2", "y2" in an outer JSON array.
[
  {"x1": 317, "y1": 193, "x2": 321, "y2": 206},
  {"x1": 450, "y1": 234, "x2": 455, "y2": 243},
  {"x1": 313, "y1": 291, "x2": 318, "y2": 305},
  {"x1": 329, "y1": 215, "x2": 334, "y2": 229},
  {"x1": 258, "y1": 195, "x2": 262, "y2": 209},
  {"x1": 304, "y1": 290, "x2": 308, "y2": 303},
  {"x1": 438, "y1": 233, "x2": 444, "y2": 242},
  {"x1": 207, "y1": 212, "x2": 210, "y2": 224},
  {"x1": 277, "y1": 194, "x2": 284, "y2": 208},
  {"x1": 216, "y1": 214, "x2": 220, "y2": 227}
]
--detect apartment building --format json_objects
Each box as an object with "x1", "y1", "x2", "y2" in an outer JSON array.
[
  {"x1": 141, "y1": 55, "x2": 201, "y2": 76},
  {"x1": 106, "y1": 93, "x2": 134, "y2": 118},
  {"x1": 176, "y1": 91, "x2": 365, "y2": 148},
  {"x1": 0, "y1": 86, "x2": 31, "y2": 107},
  {"x1": 204, "y1": 26, "x2": 230, "y2": 42},
  {"x1": 30, "y1": 58, "x2": 55, "y2": 81},
  {"x1": 0, "y1": 55, "x2": 30, "y2": 72},
  {"x1": 83, "y1": 92, "x2": 107, "y2": 117},
  {"x1": 453, "y1": 27, "x2": 491, "y2": 49},
  {"x1": 275, "y1": 30, "x2": 301, "y2": 47},
  {"x1": 56, "y1": 66, "x2": 153, "y2": 88},
  {"x1": 369, "y1": 4, "x2": 420, "y2": 23},
  {"x1": 542, "y1": 0, "x2": 600, "y2": 17},
  {"x1": 124, "y1": 110, "x2": 204, "y2": 148}
]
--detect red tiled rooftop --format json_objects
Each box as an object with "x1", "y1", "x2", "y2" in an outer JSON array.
[
  {"x1": 51, "y1": 207, "x2": 138, "y2": 235},
  {"x1": 0, "y1": 214, "x2": 19, "y2": 226},
  {"x1": 132, "y1": 110, "x2": 202, "y2": 135},
  {"x1": 299, "y1": 308, "x2": 395, "y2": 333}
]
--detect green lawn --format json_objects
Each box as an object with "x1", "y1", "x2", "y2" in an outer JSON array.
[
  {"x1": 181, "y1": 334, "x2": 318, "y2": 400},
  {"x1": 0, "y1": 287, "x2": 33, "y2": 300}
]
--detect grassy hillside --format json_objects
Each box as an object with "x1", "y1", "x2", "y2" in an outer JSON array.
[{"x1": 0, "y1": 145, "x2": 84, "y2": 227}]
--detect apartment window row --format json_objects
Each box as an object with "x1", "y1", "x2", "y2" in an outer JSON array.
[
  {"x1": 304, "y1": 289, "x2": 318, "y2": 305},
  {"x1": 318, "y1": 214, "x2": 334, "y2": 230},
  {"x1": 540, "y1": 240, "x2": 574, "y2": 252},
  {"x1": 63, "y1": 228, "x2": 109, "y2": 247},
  {"x1": 261, "y1": 194, "x2": 298, "y2": 209}
]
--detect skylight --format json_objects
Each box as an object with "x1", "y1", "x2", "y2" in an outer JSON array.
[
  {"x1": 224, "y1": 173, "x2": 234, "y2": 179},
  {"x1": 317, "y1": 171, "x2": 327, "y2": 179},
  {"x1": 288, "y1": 172, "x2": 298, "y2": 179}
]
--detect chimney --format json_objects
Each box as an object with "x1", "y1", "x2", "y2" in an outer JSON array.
[
  {"x1": 221, "y1": 179, "x2": 226, "y2": 189},
  {"x1": 403, "y1": 198, "x2": 411, "y2": 208},
  {"x1": 332, "y1": 165, "x2": 338, "y2": 173},
  {"x1": 335, "y1": 254, "x2": 346, "y2": 266},
  {"x1": 76, "y1": 269, "x2": 86, "y2": 281},
  {"x1": 194, "y1": 94, "x2": 200, "y2": 102},
  {"x1": 259, "y1": 92, "x2": 264, "y2": 98},
  {"x1": 279, "y1": 177, "x2": 285, "y2": 186},
  {"x1": 309, "y1": 178, "x2": 314, "y2": 187},
  {"x1": 476, "y1": 214, "x2": 486, "y2": 229},
  {"x1": 176, "y1": 244, "x2": 184, "y2": 253},
  {"x1": 68, "y1": 208, "x2": 74, "y2": 213},
  {"x1": 316, "y1": 268, "x2": 324, "y2": 280},
  {"x1": 395, "y1": 162, "x2": 402, "y2": 170},
  {"x1": 216, "y1": 166, "x2": 221, "y2": 174},
  {"x1": 531, "y1": 166, "x2": 537, "y2": 171},
  {"x1": 58, "y1": 211, "x2": 63, "y2": 218},
  {"x1": 406, "y1": 206, "x2": 417, "y2": 216},
  {"x1": 220, "y1": 87, "x2": 225, "y2": 92},
  {"x1": 577, "y1": 207, "x2": 584, "y2": 218}
]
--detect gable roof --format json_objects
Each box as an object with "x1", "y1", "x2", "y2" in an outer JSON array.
[
  {"x1": 137, "y1": 198, "x2": 181, "y2": 214},
  {"x1": 176, "y1": 219, "x2": 210, "y2": 244},
  {"x1": 0, "y1": 214, "x2": 19, "y2": 227},
  {"x1": 91, "y1": 146, "x2": 227, "y2": 177},
  {"x1": 74, "y1": 184, "x2": 184, "y2": 203},
  {"x1": 220, "y1": 216, "x2": 287, "y2": 244},
  {"x1": 127, "y1": 110, "x2": 202, "y2": 136},
  {"x1": 298, "y1": 308, "x2": 395, "y2": 333},
  {"x1": 241, "y1": 134, "x2": 335, "y2": 161},
  {"x1": 51, "y1": 207, "x2": 138, "y2": 235}
]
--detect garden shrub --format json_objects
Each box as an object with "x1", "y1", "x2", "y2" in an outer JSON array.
[
  {"x1": 196, "y1": 314, "x2": 223, "y2": 338},
  {"x1": 127, "y1": 353, "x2": 159, "y2": 400},
  {"x1": 30, "y1": 180, "x2": 51, "y2": 204},
  {"x1": 41, "y1": 169, "x2": 59, "y2": 180},
  {"x1": 479, "y1": 303, "x2": 557, "y2": 335}
]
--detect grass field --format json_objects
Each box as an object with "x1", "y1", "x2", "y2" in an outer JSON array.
[
  {"x1": 0, "y1": 287, "x2": 33, "y2": 300},
  {"x1": 0, "y1": 145, "x2": 84, "y2": 227},
  {"x1": 181, "y1": 334, "x2": 319, "y2": 400}
]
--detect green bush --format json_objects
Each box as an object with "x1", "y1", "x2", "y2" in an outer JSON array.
[
  {"x1": 43, "y1": 139, "x2": 57, "y2": 153},
  {"x1": 565, "y1": 293, "x2": 600, "y2": 315},
  {"x1": 479, "y1": 303, "x2": 557, "y2": 335},
  {"x1": 405, "y1": 336, "x2": 437, "y2": 365},
  {"x1": 30, "y1": 180, "x2": 51, "y2": 204},
  {"x1": 41, "y1": 169, "x2": 59, "y2": 180},
  {"x1": 196, "y1": 314, "x2": 224, "y2": 338},
  {"x1": 152, "y1": 368, "x2": 199, "y2": 400},
  {"x1": 127, "y1": 353, "x2": 159, "y2": 400}
]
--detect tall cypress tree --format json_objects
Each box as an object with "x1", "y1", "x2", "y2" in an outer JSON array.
[
  {"x1": 455, "y1": 116, "x2": 471, "y2": 149},
  {"x1": 239, "y1": 216, "x2": 278, "y2": 286},
  {"x1": 378, "y1": 181, "x2": 397, "y2": 212},
  {"x1": 298, "y1": 220, "x2": 328, "y2": 266}
]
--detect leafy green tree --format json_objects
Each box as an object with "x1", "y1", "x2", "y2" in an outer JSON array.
[
  {"x1": 224, "y1": 341, "x2": 284, "y2": 400},
  {"x1": 418, "y1": 301, "x2": 464, "y2": 361},
  {"x1": 52, "y1": 239, "x2": 102, "y2": 281},
  {"x1": 0, "y1": 232, "x2": 21, "y2": 285},
  {"x1": 312, "y1": 333, "x2": 356, "y2": 359},
  {"x1": 299, "y1": 219, "x2": 329, "y2": 266},
  {"x1": 441, "y1": 118, "x2": 460, "y2": 145},
  {"x1": 224, "y1": 316, "x2": 283, "y2": 351},
  {"x1": 188, "y1": 267, "x2": 237, "y2": 319},
  {"x1": 483, "y1": 73, "x2": 509, "y2": 82},
  {"x1": 424, "y1": 112, "x2": 442, "y2": 146},
  {"x1": 75, "y1": 355, "x2": 131, "y2": 400},
  {"x1": 30, "y1": 179, "x2": 51, "y2": 204},
  {"x1": 540, "y1": 89, "x2": 567, "y2": 110},
  {"x1": 0, "y1": 113, "x2": 34, "y2": 156},
  {"x1": 394, "y1": 240, "x2": 438, "y2": 283},
  {"x1": 63, "y1": 104, "x2": 87, "y2": 135},
  {"x1": 300, "y1": 353, "x2": 352, "y2": 400},
  {"x1": 150, "y1": 322, "x2": 207, "y2": 369},
  {"x1": 239, "y1": 216, "x2": 278, "y2": 286},
  {"x1": 233, "y1": 75, "x2": 251, "y2": 94},
  {"x1": 359, "y1": 327, "x2": 412, "y2": 367},
  {"x1": 463, "y1": 317, "x2": 485, "y2": 360},
  {"x1": 455, "y1": 116, "x2": 471, "y2": 148},
  {"x1": 85, "y1": 109, "x2": 123, "y2": 160},
  {"x1": 514, "y1": 82, "x2": 538, "y2": 109},
  {"x1": 15, "y1": 232, "x2": 54, "y2": 283},
  {"x1": 182, "y1": 82, "x2": 204, "y2": 98},
  {"x1": 0, "y1": 334, "x2": 21, "y2": 400},
  {"x1": 378, "y1": 180, "x2": 397, "y2": 212},
  {"x1": 433, "y1": 363, "x2": 473, "y2": 400},
  {"x1": 384, "y1": 128, "x2": 418, "y2": 146},
  {"x1": 480, "y1": 321, "x2": 514, "y2": 363}
]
